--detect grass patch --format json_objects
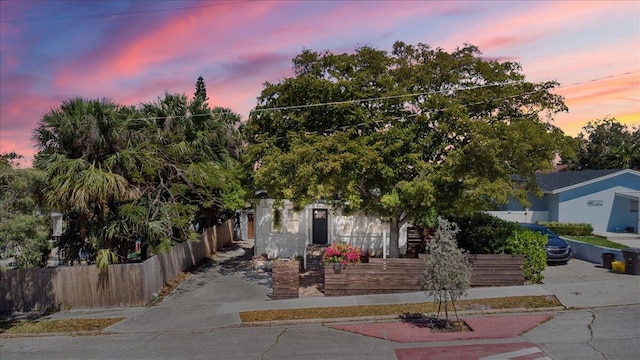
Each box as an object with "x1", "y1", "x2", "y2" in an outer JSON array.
[
  {"x1": 239, "y1": 295, "x2": 561, "y2": 323},
  {"x1": 0, "y1": 318, "x2": 123, "y2": 334},
  {"x1": 564, "y1": 236, "x2": 628, "y2": 250}
]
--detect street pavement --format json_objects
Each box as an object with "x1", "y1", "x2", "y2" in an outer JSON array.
[{"x1": 2, "y1": 239, "x2": 639, "y2": 359}]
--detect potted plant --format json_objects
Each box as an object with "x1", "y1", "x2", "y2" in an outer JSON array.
[{"x1": 322, "y1": 242, "x2": 362, "y2": 272}]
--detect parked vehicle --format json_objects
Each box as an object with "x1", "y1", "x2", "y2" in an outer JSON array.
[{"x1": 519, "y1": 223, "x2": 572, "y2": 263}]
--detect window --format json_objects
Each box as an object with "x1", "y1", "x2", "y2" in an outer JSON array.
[
  {"x1": 272, "y1": 208, "x2": 300, "y2": 233},
  {"x1": 286, "y1": 209, "x2": 300, "y2": 233},
  {"x1": 632, "y1": 199, "x2": 638, "y2": 213}
]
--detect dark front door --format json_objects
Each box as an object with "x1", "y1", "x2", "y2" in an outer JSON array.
[{"x1": 312, "y1": 209, "x2": 328, "y2": 244}]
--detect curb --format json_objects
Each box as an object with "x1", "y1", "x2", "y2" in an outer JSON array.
[{"x1": 241, "y1": 306, "x2": 567, "y2": 327}]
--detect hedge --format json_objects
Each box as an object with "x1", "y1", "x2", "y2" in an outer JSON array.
[{"x1": 538, "y1": 222, "x2": 593, "y2": 236}]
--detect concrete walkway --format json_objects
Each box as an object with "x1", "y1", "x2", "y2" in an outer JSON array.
[{"x1": 42, "y1": 239, "x2": 640, "y2": 333}]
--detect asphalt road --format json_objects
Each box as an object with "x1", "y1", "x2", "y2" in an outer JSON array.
[
  {"x1": 2, "y1": 241, "x2": 639, "y2": 359},
  {"x1": 1, "y1": 305, "x2": 638, "y2": 359}
]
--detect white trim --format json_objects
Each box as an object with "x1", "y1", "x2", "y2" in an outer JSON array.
[
  {"x1": 616, "y1": 191, "x2": 640, "y2": 201},
  {"x1": 547, "y1": 169, "x2": 640, "y2": 194}
]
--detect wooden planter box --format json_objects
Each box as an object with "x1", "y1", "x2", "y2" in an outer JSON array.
[
  {"x1": 271, "y1": 260, "x2": 300, "y2": 300},
  {"x1": 324, "y1": 255, "x2": 524, "y2": 297}
]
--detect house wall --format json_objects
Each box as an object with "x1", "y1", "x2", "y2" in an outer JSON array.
[
  {"x1": 495, "y1": 191, "x2": 549, "y2": 213},
  {"x1": 544, "y1": 193, "x2": 559, "y2": 222},
  {"x1": 254, "y1": 199, "x2": 408, "y2": 259},
  {"x1": 556, "y1": 173, "x2": 640, "y2": 232},
  {"x1": 254, "y1": 199, "x2": 310, "y2": 259}
]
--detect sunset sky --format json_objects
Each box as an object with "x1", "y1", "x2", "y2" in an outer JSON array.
[{"x1": 1, "y1": 0, "x2": 638, "y2": 166}]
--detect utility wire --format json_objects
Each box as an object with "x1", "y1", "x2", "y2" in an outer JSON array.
[
  {"x1": 49, "y1": 70, "x2": 639, "y2": 123},
  {"x1": 555, "y1": 70, "x2": 639, "y2": 88},
  {"x1": 251, "y1": 80, "x2": 525, "y2": 113},
  {"x1": 248, "y1": 69, "x2": 639, "y2": 141},
  {"x1": 252, "y1": 87, "x2": 554, "y2": 142}
]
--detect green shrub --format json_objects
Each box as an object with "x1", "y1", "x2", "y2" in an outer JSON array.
[
  {"x1": 496, "y1": 228, "x2": 547, "y2": 283},
  {"x1": 448, "y1": 212, "x2": 519, "y2": 254},
  {"x1": 539, "y1": 222, "x2": 593, "y2": 236}
]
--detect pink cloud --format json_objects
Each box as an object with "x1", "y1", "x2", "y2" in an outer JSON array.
[
  {"x1": 560, "y1": 75, "x2": 639, "y2": 106},
  {"x1": 53, "y1": 2, "x2": 279, "y2": 91},
  {"x1": 552, "y1": 72, "x2": 640, "y2": 136},
  {"x1": 442, "y1": 1, "x2": 633, "y2": 53}
]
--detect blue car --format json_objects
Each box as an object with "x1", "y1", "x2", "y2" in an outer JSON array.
[{"x1": 519, "y1": 223, "x2": 571, "y2": 264}]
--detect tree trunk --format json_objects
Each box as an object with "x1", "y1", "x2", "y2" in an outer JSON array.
[{"x1": 389, "y1": 217, "x2": 400, "y2": 258}]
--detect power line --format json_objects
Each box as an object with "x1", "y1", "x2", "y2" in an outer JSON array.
[
  {"x1": 87, "y1": 80, "x2": 529, "y2": 123},
  {"x1": 251, "y1": 81, "x2": 525, "y2": 113},
  {"x1": 252, "y1": 87, "x2": 553, "y2": 142},
  {"x1": 1, "y1": 0, "x2": 254, "y2": 23},
  {"x1": 250, "y1": 70, "x2": 639, "y2": 115},
  {"x1": 556, "y1": 70, "x2": 639, "y2": 88},
  {"x1": 40, "y1": 70, "x2": 639, "y2": 124},
  {"x1": 247, "y1": 69, "x2": 639, "y2": 141}
]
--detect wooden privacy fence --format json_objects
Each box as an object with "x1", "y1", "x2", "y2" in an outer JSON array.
[
  {"x1": 0, "y1": 220, "x2": 233, "y2": 312},
  {"x1": 324, "y1": 255, "x2": 525, "y2": 297},
  {"x1": 271, "y1": 260, "x2": 300, "y2": 300}
]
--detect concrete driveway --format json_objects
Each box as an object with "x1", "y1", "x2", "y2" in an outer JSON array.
[{"x1": 541, "y1": 258, "x2": 640, "y2": 308}]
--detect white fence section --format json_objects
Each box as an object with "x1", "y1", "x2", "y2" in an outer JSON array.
[{"x1": 486, "y1": 211, "x2": 549, "y2": 224}]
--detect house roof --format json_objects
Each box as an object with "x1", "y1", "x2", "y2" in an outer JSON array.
[{"x1": 535, "y1": 169, "x2": 639, "y2": 194}]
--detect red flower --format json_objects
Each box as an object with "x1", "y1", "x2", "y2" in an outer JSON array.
[{"x1": 322, "y1": 242, "x2": 362, "y2": 266}]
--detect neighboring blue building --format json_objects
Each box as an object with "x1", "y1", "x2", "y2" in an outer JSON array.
[{"x1": 490, "y1": 169, "x2": 640, "y2": 234}]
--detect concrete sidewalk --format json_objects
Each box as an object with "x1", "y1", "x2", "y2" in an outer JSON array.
[{"x1": 42, "y1": 246, "x2": 640, "y2": 333}]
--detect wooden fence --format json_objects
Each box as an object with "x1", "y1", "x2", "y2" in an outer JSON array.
[
  {"x1": 271, "y1": 260, "x2": 300, "y2": 300},
  {"x1": 324, "y1": 255, "x2": 525, "y2": 296},
  {"x1": 0, "y1": 220, "x2": 233, "y2": 312}
]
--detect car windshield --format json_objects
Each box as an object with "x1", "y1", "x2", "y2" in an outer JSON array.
[
  {"x1": 537, "y1": 227, "x2": 555, "y2": 236},
  {"x1": 522, "y1": 224, "x2": 556, "y2": 237}
]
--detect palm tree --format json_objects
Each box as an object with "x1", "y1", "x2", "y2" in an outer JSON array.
[{"x1": 33, "y1": 98, "x2": 141, "y2": 264}]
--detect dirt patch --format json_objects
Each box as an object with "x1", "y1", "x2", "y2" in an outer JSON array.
[{"x1": 0, "y1": 318, "x2": 124, "y2": 334}]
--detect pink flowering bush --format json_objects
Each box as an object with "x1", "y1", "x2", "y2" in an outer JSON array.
[{"x1": 322, "y1": 242, "x2": 362, "y2": 266}]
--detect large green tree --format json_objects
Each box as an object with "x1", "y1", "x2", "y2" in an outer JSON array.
[
  {"x1": 573, "y1": 117, "x2": 640, "y2": 170},
  {"x1": 243, "y1": 42, "x2": 573, "y2": 257},
  {"x1": 0, "y1": 153, "x2": 50, "y2": 268}
]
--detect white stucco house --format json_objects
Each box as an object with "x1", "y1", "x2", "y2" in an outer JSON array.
[
  {"x1": 252, "y1": 199, "x2": 409, "y2": 259},
  {"x1": 489, "y1": 169, "x2": 640, "y2": 234}
]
